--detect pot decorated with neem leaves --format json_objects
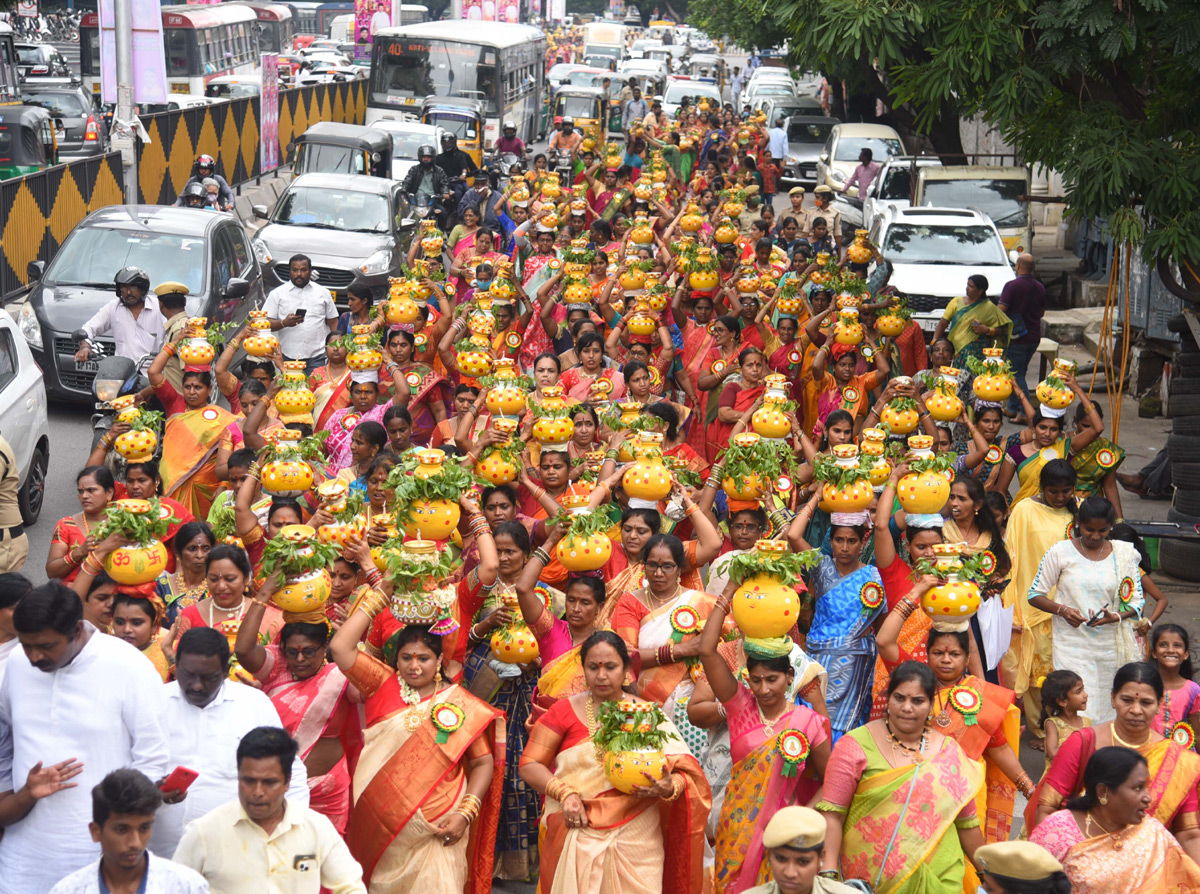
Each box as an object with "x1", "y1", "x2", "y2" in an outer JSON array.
[
  {"x1": 388, "y1": 449, "x2": 474, "y2": 542},
  {"x1": 261, "y1": 524, "x2": 338, "y2": 614},
  {"x1": 593, "y1": 699, "x2": 671, "y2": 794},
  {"x1": 727, "y1": 539, "x2": 821, "y2": 641},
  {"x1": 813, "y1": 445, "x2": 875, "y2": 513},
  {"x1": 92, "y1": 497, "x2": 176, "y2": 585},
  {"x1": 716, "y1": 432, "x2": 796, "y2": 502}
]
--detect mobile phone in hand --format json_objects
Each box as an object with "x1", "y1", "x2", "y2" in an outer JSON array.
[
  {"x1": 294, "y1": 308, "x2": 307, "y2": 320},
  {"x1": 160, "y1": 766, "x2": 199, "y2": 795}
]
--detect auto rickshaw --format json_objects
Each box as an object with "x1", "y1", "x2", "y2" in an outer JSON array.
[
  {"x1": 553, "y1": 85, "x2": 607, "y2": 141},
  {"x1": 688, "y1": 54, "x2": 725, "y2": 91},
  {"x1": 420, "y1": 97, "x2": 484, "y2": 167},
  {"x1": 292, "y1": 122, "x2": 392, "y2": 179},
  {"x1": 0, "y1": 104, "x2": 60, "y2": 180}
]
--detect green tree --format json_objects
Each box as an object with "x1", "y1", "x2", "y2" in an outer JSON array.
[{"x1": 690, "y1": 0, "x2": 1200, "y2": 289}]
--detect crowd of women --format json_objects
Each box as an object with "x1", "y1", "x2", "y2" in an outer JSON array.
[{"x1": 40, "y1": 105, "x2": 1200, "y2": 894}]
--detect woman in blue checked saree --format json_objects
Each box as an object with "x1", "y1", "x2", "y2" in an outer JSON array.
[{"x1": 787, "y1": 494, "x2": 884, "y2": 743}]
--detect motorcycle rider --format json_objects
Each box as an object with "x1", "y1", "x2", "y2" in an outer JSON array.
[
  {"x1": 494, "y1": 122, "x2": 526, "y2": 160},
  {"x1": 178, "y1": 182, "x2": 211, "y2": 210},
  {"x1": 174, "y1": 154, "x2": 234, "y2": 210},
  {"x1": 548, "y1": 116, "x2": 583, "y2": 164},
  {"x1": 74, "y1": 267, "x2": 166, "y2": 364},
  {"x1": 435, "y1": 133, "x2": 478, "y2": 180},
  {"x1": 401, "y1": 144, "x2": 451, "y2": 211}
]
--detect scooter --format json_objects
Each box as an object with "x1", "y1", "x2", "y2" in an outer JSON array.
[
  {"x1": 83, "y1": 331, "x2": 155, "y2": 461},
  {"x1": 552, "y1": 148, "x2": 574, "y2": 188}
]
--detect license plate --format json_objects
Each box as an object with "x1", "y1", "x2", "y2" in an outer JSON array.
[
  {"x1": 75, "y1": 359, "x2": 100, "y2": 373},
  {"x1": 917, "y1": 318, "x2": 940, "y2": 333}
]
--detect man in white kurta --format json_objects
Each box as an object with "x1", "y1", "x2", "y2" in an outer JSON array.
[
  {"x1": 0, "y1": 583, "x2": 169, "y2": 894},
  {"x1": 149, "y1": 627, "x2": 309, "y2": 857}
]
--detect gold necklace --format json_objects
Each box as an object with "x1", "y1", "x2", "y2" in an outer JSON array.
[
  {"x1": 757, "y1": 700, "x2": 789, "y2": 737},
  {"x1": 934, "y1": 675, "x2": 968, "y2": 727},
  {"x1": 1085, "y1": 811, "x2": 1127, "y2": 849},
  {"x1": 1111, "y1": 723, "x2": 1150, "y2": 749},
  {"x1": 883, "y1": 717, "x2": 926, "y2": 764},
  {"x1": 644, "y1": 583, "x2": 682, "y2": 609}
]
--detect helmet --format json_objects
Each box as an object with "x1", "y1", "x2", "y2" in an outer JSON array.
[
  {"x1": 440, "y1": 133, "x2": 456, "y2": 148},
  {"x1": 195, "y1": 153, "x2": 215, "y2": 171},
  {"x1": 181, "y1": 182, "x2": 206, "y2": 205},
  {"x1": 114, "y1": 266, "x2": 150, "y2": 294},
  {"x1": 502, "y1": 121, "x2": 516, "y2": 132},
  {"x1": 561, "y1": 117, "x2": 574, "y2": 127},
  {"x1": 417, "y1": 144, "x2": 435, "y2": 160}
]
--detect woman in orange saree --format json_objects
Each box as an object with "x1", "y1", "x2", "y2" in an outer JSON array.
[
  {"x1": 705, "y1": 346, "x2": 768, "y2": 461},
  {"x1": 816, "y1": 663, "x2": 985, "y2": 894},
  {"x1": 150, "y1": 338, "x2": 238, "y2": 519},
  {"x1": 1029, "y1": 745, "x2": 1200, "y2": 894},
  {"x1": 331, "y1": 595, "x2": 504, "y2": 894},
  {"x1": 311, "y1": 333, "x2": 353, "y2": 433},
  {"x1": 673, "y1": 292, "x2": 718, "y2": 459},
  {"x1": 695, "y1": 316, "x2": 748, "y2": 462},
  {"x1": 518, "y1": 631, "x2": 711, "y2": 894},
  {"x1": 1027, "y1": 662, "x2": 1200, "y2": 865}
]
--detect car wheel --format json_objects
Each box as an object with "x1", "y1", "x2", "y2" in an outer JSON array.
[
  {"x1": 18, "y1": 444, "x2": 47, "y2": 527},
  {"x1": 1158, "y1": 538, "x2": 1200, "y2": 582}
]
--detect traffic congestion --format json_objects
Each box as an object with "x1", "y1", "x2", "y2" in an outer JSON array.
[{"x1": 0, "y1": 5, "x2": 1187, "y2": 894}]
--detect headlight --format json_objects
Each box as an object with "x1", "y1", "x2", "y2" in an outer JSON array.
[
  {"x1": 831, "y1": 170, "x2": 846, "y2": 184},
  {"x1": 360, "y1": 250, "x2": 392, "y2": 275},
  {"x1": 252, "y1": 239, "x2": 273, "y2": 264},
  {"x1": 787, "y1": 155, "x2": 799, "y2": 164},
  {"x1": 94, "y1": 379, "x2": 123, "y2": 403},
  {"x1": 17, "y1": 301, "x2": 42, "y2": 350}
]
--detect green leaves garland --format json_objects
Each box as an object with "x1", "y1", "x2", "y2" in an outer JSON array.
[
  {"x1": 812, "y1": 454, "x2": 873, "y2": 488},
  {"x1": 204, "y1": 320, "x2": 239, "y2": 349},
  {"x1": 125, "y1": 409, "x2": 164, "y2": 433},
  {"x1": 331, "y1": 492, "x2": 365, "y2": 524},
  {"x1": 563, "y1": 509, "x2": 613, "y2": 540},
  {"x1": 716, "y1": 437, "x2": 795, "y2": 486},
  {"x1": 261, "y1": 535, "x2": 340, "y2": 583},
  {"x1": 259, "y1": 430, "x2": 329, "y2": 465},
  {"x1": 966, "y1": 355, "x2": 1012, "y2": 377},
  {"x1": 386, "y1": 453, "x2": 477, "y2": 526},
  {"x1": 479, "y1": 437, "x2": 525, "y2": 469},
  {"x1": 93, "y1": 497, "x2": 176, "y2": 546},
  {"x1": 529, "y1": 400, "x2": 572, "y2": 421},
  {"x1": 727, "y1": 548, "x2": 821, "y2": 588},
  {"x1": 663, "y1": 456, "x2": 701, "y2": 489},
  {"x1": 905, "y1": 451, "x2": 957, "y2": 475},
  {"x1": 478, "y1": 372, "x2": 535, "y2": 391},
  {"x1": 381, "y1": 537, "x2": 459, "y2": 595},
  {"x1": 592, "y1": 701, "x2": 671, "y2": 754},
  {"x1": 914, "y1": 552, "x2": 991, "y2": 585},
  {"x1": 209, "y1": 500, "x2": 236, "y2": 542},
  {"x1": 885, "y1": 397, "x2": 919, "y2": 413}
]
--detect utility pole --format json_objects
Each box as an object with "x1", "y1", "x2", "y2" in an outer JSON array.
[{"x1": 112, "y1": 0, "x2": 137, "y2": 203}]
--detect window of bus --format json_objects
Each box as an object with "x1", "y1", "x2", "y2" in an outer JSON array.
[
  {"x1": 165, "y1": 28, "x2": 190, "y2": 77},
  {"x1": 372, "y1": 39, "x2": 500, "y2": 115}
]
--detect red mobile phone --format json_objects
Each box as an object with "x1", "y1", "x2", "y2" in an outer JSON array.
[{"x1": 160, "y1": 766, "x2": 199, "y2": 795}]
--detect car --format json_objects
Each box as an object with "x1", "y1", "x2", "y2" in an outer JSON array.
[
  {"x1": 0, "y1": 309, "x2": 50, "y2": 526},
  {"x1": 20, "y1": 84, "x2": 108, "y2": 159},
  {"x1": 867, "y1": 206, "x2": 1016, "y2": 333},
  {"x1": 660, "y1": 77, "x2": 721, "y2": 119},
  {"x1": 743, "y1": 81, "x2": 799, "y2": 110},
  {"x1": 204, "y1": 75, "x2": 263, "y2": 99},
  {"x1": 617, "y1": 58, "x2": 669, "y2": 82},
  {"x1": 14, "y1": 43, "x2": 71, "y2": 81},
  {"x1": 859, "y1": 155, "x2": 943, "y2": 233},
  {"x1": 815, "y1": 122, "x2": 905, "y2": 194},
  {"x1": 627, "y1": 38, "x2": 662, "y2": 59},
  {"x1": 368, "y1": 118, "x2": 448, "y2": 180},
  {"x1": 548, "y1": 63, "x2": 589, "y2": 93},
  {"x1": 297, "y1": 64, "x2": 364, "y2": 86},
  {"x1": 753, "y1": 95, "x2": 822, "y2": 124},
  {"x1": 18, "y1": 206, "x2": 262, "y2": 403},
  {"x1": 780, "y1": 115, "x2": 839, "y2": 185},
  {"x1": 252, "y1": 173, "x2": 416, "y2": 304}
]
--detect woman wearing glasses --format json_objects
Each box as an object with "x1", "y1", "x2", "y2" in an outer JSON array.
[{"x1": 235, "y1": 583, "x2": 357, "y2": 833}]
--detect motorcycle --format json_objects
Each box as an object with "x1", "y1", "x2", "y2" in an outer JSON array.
[
  {"x1": 82, "y1": 330, "x2": 156, "y2": 465},
  {"x1": 484, "y1": 151, "x2": 521, "y2": 189}
]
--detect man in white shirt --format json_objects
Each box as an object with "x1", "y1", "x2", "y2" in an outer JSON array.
[
  {"x1": 767, "y1": 116, "x2": 789, "y2": 161},
  {"x1": 174, "y1": 727, "x2": 365, "y2": 894},
  {"x1": 150, "y1": 628, "x2": 308, "y2": 857},
  {"x1": 75, "y1": 266, "x2": 167, "y2": 364},
  {"x1": 262, "y1": 254, "x2": 338, "y2": 375},
  {"x1": 0, "y1": 582, "x2": 169, "y2": 894},
  {"x1": 50, "y1": 769, "x2": 209, "y2": 894}
]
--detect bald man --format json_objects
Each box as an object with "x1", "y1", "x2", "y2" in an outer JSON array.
[{"x1": 998, "y1": 252, "x2": 1044, "y2": 421}]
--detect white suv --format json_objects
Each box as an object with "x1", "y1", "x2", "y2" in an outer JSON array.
[
  {"x1": 0, "y1": 309, "x2": 50, "y2": 525},
  {"x1": 868, "y1": 206, "x2": 1016, "y2": 334}
]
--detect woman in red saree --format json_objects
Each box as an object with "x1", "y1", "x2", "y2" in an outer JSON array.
[
  {"x1": 311, "y1": 332, "x2": 352, "y2": 433},
  {"x1": 330, "y1": 593, "x2": 503, "y2": 894},
  {"x1": 672, "y1": 291, "x2": 717, "y2": 458},
  {"x1": 805, "y1": 339, "x2": 889, "y2": 439},
  {"x1": 380, "y1": 329, "x2": 449, "y2": 446},
  {"x1": 149, "y1": 336, "x2": 239, "y2": 519},
  {"x1": 558, "y1": 332, "x2": 626, "y2": 402},
  {"x1": 706, "y1": 345, "x2": 768, "y2": 461},
  {"x1": 235, "y1": 590, "x2": 356, "y2": 832},
  {"x1": 519, "y1": 631, "x2": 711, "y2": 894},
  {"x1": 695, "y1": 315, "x2": 749, "y2": 462},
  {"x1": 46, "y1": 465, "x2": 115, "y2": 583}
]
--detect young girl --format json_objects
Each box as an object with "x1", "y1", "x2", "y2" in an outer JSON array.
[
  {"x1": 1149, "y1": 623, "x2": 1200, "y2": 744},
  {"x1": 1039, "y1": 669, "x2": 1090, "y2": 766}
]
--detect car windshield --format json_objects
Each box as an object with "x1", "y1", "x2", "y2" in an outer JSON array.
[
  {"x1": 558, "y1": 96, "x2": 599, "y2": 118},
  {"x1": 835, "y1": 136, "x2": 902, "y2": 162},
  {"x1": 664, "y1": 82, "x2": 719, "y2": 104},
  {"x1": 787, "y1": 119, "x2": 834, "y2": 144},
  {"x1": 21, "y1": 92, "x2": 89, "y2": 117},
  {"x1": 548, "y1": 64, "x2": 579, "y2": 81},
  {"x1": 752, "y1": 84, "x2": 794, "y2": 96},
  {"x1": 47, "y1": 229, "x2": 207, "y2": 295},
  {"x1": 386, "y1": 131, "x2": 433, "y2": 159},
  {"x1": 16, "y1": 47, "x2": 44, "y2": 64},
  {"x1": 878, "y1": 167, "x2": 914, "y2": 200},
  {"x1": 882, "y1": 223, "x2": 1008, "y2": 265},
  {"x1": 428, "y1": 114, "x2": 477, "y2": 140},
  {"x1": 921, "y1": 178, "x2": 1028, "y2": 228},
  {"x1": 274, "y1": 186, "x2": 390, "y2": 233}
]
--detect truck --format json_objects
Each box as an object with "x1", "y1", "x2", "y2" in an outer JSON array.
[
  {"x1": 583, "y1": 21, "x2": 626, "y2": 69},
  {"x1": 914, "y1": 165, "x2": 1034, "y2": 255}
]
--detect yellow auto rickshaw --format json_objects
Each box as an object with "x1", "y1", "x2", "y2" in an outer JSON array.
[
  {"x1": 687, "y1": 54, "x2": 725, "y2": 92},
  {"x1": 553, "y1": 85, "x2": 607, "y2": 141},
  {"x1": 420, "y1": 97, "x2": 484, "y2": 167}
]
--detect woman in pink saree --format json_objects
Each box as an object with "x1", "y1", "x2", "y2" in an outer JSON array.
[
  {"x1": 558, "y1": 331, "x2": 626, "y2": 402},
  {"x1": 235, "y1": 593, "x2": 356, "y2": 832}
]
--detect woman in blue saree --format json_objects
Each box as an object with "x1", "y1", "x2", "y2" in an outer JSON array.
[{"x1": 788, "y1": 491, "x2": 885, "y2": 743}]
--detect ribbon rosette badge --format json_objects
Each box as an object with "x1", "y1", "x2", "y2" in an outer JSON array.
[
  {"x1": 842, "y1": 385, "x2": 860, "y2": 405},
  {"x1": 776, "y1": 729, "x2": 810, "y2": 777},
  {"x1": 431, "y1": 702, "x2": 466, "y2": 744},
  {"x1": 787, "y1": 348, "x2": 802, "y2": 366},
  {"x1": 978, "y1": 550, "x2": 997, "y2": 576},
  {"x1": 669, "y1": 605, "x2": 701, "y2": 643},
  {"x1": 949, "y1": 685, "x2": 982, "y2": 726},
  {"x1": 1171, "y1": 722, "x2": 1196, "y2": 751},
  {"x1": 1118, "y1": 576, "x2": 1135, "y2": 607},
  {"x1": 405, "y1": 372, "x2": 422, "y2": 389},
  {"x1": 506, "y1": 332, "x2": 523, "y2": 349},
  {"x1": 711, "y1": 359, "x2": 727, "y2": 376},
  {"x1": 414, "y1": 333, "x2": 428, "y2": 350},
  {"x1": 1096, "y1": 447, "x2": 1117, "y2": 469},
  {"x1": 341, "y1": 413, "x2": 361, "y2": 432},
  {"x1": 985, "y1": 445, "x2": 1003, "y2": 464},
  {"x1": 859, "y1": 581, "x2": 884, "y2": 615}
]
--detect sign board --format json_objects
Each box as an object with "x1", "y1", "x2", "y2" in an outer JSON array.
[
  {"x1": 98, "y1": 0, "x2": 168, "y2": 104},
  {"x1": 16, "y1": 1, "x2": 37, "y2": 19},
  {"x1": 462, "y1": 0, "x2": 520, "y2": 22},
  {"x1": 260, "y1": 53, "x2": 279, "y2": 171},
  {"x1": 354, "y1": 0, "x2": 391, "y2": 63}
]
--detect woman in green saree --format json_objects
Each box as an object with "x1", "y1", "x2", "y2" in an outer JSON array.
[
  {"x1": 932, "y1": 276, "x2": 1012, "y2": 368},
  {"x1": 817, "y1": 661, "x2": 984, "y2": 894},
  {"x1": 1070, "y1": 401, "x2": 1126, "y2": 518}
]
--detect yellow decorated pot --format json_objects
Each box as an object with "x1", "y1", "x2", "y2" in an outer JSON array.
[
  {"x1": 177, "y1": 322, "x2": 215, "y2": 368},
  {"x1": 714, "y1": 221, "x2": 738, "y2": 244},
  {"x1": 401, "y1": 499, "x2": 460, "y2": 541},
  {"x1": 722, "y1": 472, "x2": 764, "y2": 502},
  {"x1": 486, "y1": 382, "x2": 527, "y2": 417},
  {"x1": 821, "y1": 478, "x2": 875, "y2": 512},
  {"x1": 732, "y1": 572, "x2": 801, "y2": 639},
  {"x1": 752, "y1": 398, "x2": 791, "y2": 439},
  {"x1": 317, "y1": 517, "x2": 362, "y2": 547},
  {"x1": 880, "y1": 402, "x2": 919, "y2": 434},
  {"x1": 620, "y1": 267, "x2": 647, "y2": 292},
  {"x1": 386, "y1": 292, "x2": 420, "y2": 325},
  {"x1": 832, "y1": 309, "x2": 864, "y2": 346},
  {"x1": 275, "y1": 569, "x2": 333, "y2": 614},
  {"x1": 457, "y1": 336, "x2": 494, "y2": 378},
  {"x1": 627, "y1": 311, "x2": 656, "y2": 337},
  {"x1": 557, "y1": 530, "x2": 612, "y2": 571},
  {"x1": 115, "y1": 428, "x2": 158, "y2": 463},
  {"x1": 630, "y1": 221, "x2": 654, "y2": 245},
  {"x1": 926, "y1": 389, "x2": 963, "y2": 422},
  {"x1": 897, "y1": 469, "x2": 951, "y2": 515},
  {"x1": 973, "y1": 371, "x2": 1013, "y2": 402},
  {"x1": 491, "y1": 624, "x2": 541, "y2": 663},
  {"x1": 275, "y1": 387, "x2": 315, "y2": 417},
  {"x1": 847, "y1": 230, "x2": 873, "y2": 265},
  {"x1": 604, "y1": 748, "x2": 667, "y2": 794},
  {"x1": 261, "y1": 458, "x2": 314, "y2": 498},
  {"x1": 104, "y1": 539, "x2": 169, "y2": 585},
  {"x1": 369, "y1": 515, "x2": 398, "y2": 571},
  {"x1": 689, "y1": 268, "x2": 718, "y2": 291},
  {"x1": 622, "y1": 438, "x2": 672, "y2": 503},
  {"x1": 531, "y1": 415, "x2": 574, "y2": 443},
  {"x1": 921, "y1": 576, "x2": 981, "y2": 626},
  {"x1": 876, "y1": 313, "x2": 905, "y2": 337}
]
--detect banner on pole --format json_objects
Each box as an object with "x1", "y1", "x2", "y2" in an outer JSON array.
[
  {"x1": 260, "y1": 54, "x2": 280, "y2": 171},
  {"x1": 353, "y1": 0, "x2": 391, "y2": 63},
  {"x1": 98, "y1": 0, "x2": 168, "y2": 104}
]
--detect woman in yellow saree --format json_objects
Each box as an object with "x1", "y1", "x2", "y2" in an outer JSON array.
[
  {"x1": 816, "y1": 662, "x2": 984, "y2": 894},
  {"x1": 930, "y1": 276, "x2": 1011, "y2": 368},
  {"x1": 519, "y1": 631, "x2": 711, "y2": 894},
  {"x1": 149, "y1": 337, "x2": 238, "y2": 519},
  {"x1": 1029, "y1": 745, "x2": 1200, "y2": 894},
  {"x1": 330, "y1": 590, "x2": 504, "y2": 894}
]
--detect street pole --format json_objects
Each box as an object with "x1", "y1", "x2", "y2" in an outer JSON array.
[{"x1": 113, "y1": 0, "x2": 137, "y2": 203}]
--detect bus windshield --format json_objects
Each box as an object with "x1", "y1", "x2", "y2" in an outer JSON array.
[{"x1": 372, "y1": 38, "x2": 499, "y2": 114}]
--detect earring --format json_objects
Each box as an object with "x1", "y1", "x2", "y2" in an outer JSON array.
[{"x1": 1099, "y1": 796, "x2": 1108, "y2": 805}]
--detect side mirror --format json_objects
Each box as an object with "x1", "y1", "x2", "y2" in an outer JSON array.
[
  {"x1": 253, "y1": 205, "x2": 268, "y2": 220},
  {"x1": 26, "y1": 260, "x2": 45, "y2": 281},
  {"x1": 400, "y1": 218, "x2": 416, "y2": 229},
  {"x1": 223, "y1": 277, "x2": 250, "y2": 300}
]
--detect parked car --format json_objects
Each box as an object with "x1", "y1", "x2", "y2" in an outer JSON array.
[
  {"x1": 914, "y1": 165, "x2": 1034, "y2": 254},
  {"x1": 204, "y1": 75, "x2": 262, "y2": 99},
  {"x1": 0, "y1": 311, "x2": 50, "y2": 525},
  {"x1": 868, "y1": 206, "x2": 1016, "y2": 333},
  {"x1": 815, "y1": 122, "x2": 905, "y2": 194},
  {"x1": 859, "y1": 155, "x2": 943, "y2": 233},
  {"x1": 252, "y1": 173, "x2": 416, "y2": 303},
  {"x1": 15, "y1": 42, "x2": 71, "y2": 81},
  {"x1": 754, "y1": 95, "x2": 822, "y2": 125},
  {"x1": 18, "y1": 206, "x2": 262, "y2": 402},
  {"x1": 369, "y1": 119, "x2": 447, "y2": 181},
  {"x1": 20, "y1": 83, "x2": 108, "y2": 159},
  {"x1": 780, "y1": 115, "x2": 839, "y2": 185},
  {"x1": 660, "y1": 77, "x2": 721, "y2": 119}
]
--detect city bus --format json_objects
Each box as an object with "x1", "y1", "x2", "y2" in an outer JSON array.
[
  {"x1": 366, "y1": 21, "x2": 546, "y2": 147},
  {"x1": 286, "y1": 0, "x2": 351, "y2": 36},
  {"x1": 399, "y1": 4, "x2": 430, "y2": 25},
  {"x1": 230, "y1": 2, "x2": 296, "y2": 56},
  {"x1": 80, "y1": 4, "x2": 261, "y2": 96}
]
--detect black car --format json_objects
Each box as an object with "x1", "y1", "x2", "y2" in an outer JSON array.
[
  {"x1": 19, "y1": 206, "x2": 263, "y2": 402},
  {"x1": 20, "y1": 84, "x2": 108, "y2": 159},
  {"x1": 14, "y1": 43, "x2": 71, "y2": 81}
]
